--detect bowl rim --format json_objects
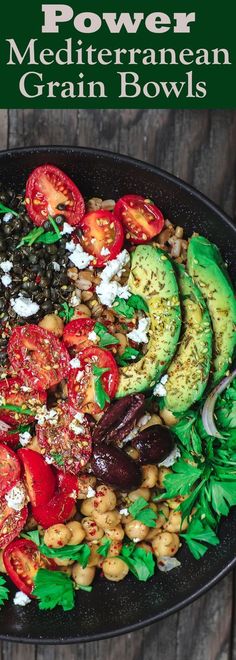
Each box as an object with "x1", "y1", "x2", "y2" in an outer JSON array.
[{"x1": 0, "y1": 144, "x2": 235, "y2": 644}]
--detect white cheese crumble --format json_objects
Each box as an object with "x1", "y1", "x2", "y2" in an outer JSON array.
[
  {"x1": 10, "y1": 295, "x2": 39, "y2": 318},
  {"x1": 19, "y1": 431, "x2": 32, "y2": 447},
  {"x1": 60, "y1": 222, "x2": 74, "y2": 235},
  {"x1": 96, "y1": 249, "x2": 131, "y2": 306},
  {"x1": 3, "y1": 212, "x2": 13, "y2": 223},
  {"x1": 66, "y1": 240, "x2": 76, "y2": 252},
  {"x1": 0, "y1": 420, "x2": 10, "y2": 433},
  {"x1": 68, "y1": 243, "x2": 93, "y2": 270},
  {"x1": 70, "y1": 357, "x2": 81, "y2": 369},
  {"x1": 36, "y1": 407, "x2": 59, "y2": 427},
  {"x1": 0, "y1": 260, "x2": 13, "y2": 273},
  {"x1": 45, "y1": 456, "x2": 54, "y2": 465},
  {"x1": 52, "y1": 261, "x2": 61, "y2": 272},
  {"x1": 13, "y1": 591, "x2": 31, "y2": 607},
  {"x1": 127, "y1": 317, "x2": 150, "y2": 344},
  {"x1": 87, "y1": 486, "x2": 96, "y2": 498},
  {"x1": 153, "y1": 374, "x2": 169, "y2": 397},
  {"x1": 119, "y1": 508, "x2": 129, "y2": 516},
  {"x1": 70, "y1": 291, "x2": 81, "y2": 307},
  {"x1": 158, "y1": 444, "x2": 181, "y2": 468},
  {"x1": 100, "y1": 246, "x2": 110, "y2": 256},
  {"x1": 1, "y1": 274, "x2": 12, "y2": 287},
  {"x1": 5, "y1": 484, "x2": 26, "y2": 511},
  {"x1": 157, "y1": 557, "x2": 181, "y2": 572},
  {"x1": 88, "y1": 330, "x2": 99, "y2": 343}
]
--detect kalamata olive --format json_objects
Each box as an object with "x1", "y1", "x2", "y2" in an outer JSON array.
[
  {"x1": 91, "y1": 445, "x2": 142, "y2": 491},
  {"x1": 132, "y1": 425, "x2": 174, "y2": 465},
  {"x1": 93, "y1": 394, "x2": 145, "y2": 445}
]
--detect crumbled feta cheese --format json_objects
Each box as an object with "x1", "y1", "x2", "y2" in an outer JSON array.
[
  {"x1": 19, "y1": 431, "x2": 32, "y2": 447},
  {"x1": 153, "y1": 374, "x2": 169, "y2": 397},
  {"x1": 100, "y1": 250, "x2": 130, "y2": 281},
  {"x1": 52, "y1": 261, "x2": 61, "y2": 272},
  {"x1": 157, "y1": 557, "x2": 181, "y2": 572},
  {"x1": 87, "y1": 486, "x2": 96, "y2": 498},
  {"x1": 88, "y1": 331, "x2": 99, "y2": 343},
  {"x1": 74, "y1": 412, "x2": 85, "y2": 424},
  {"x1": 160, "y1": 374, "x2": 169, "y2": 385},
  {"x1": 70, "y1": 291, "x2": 81, "y2": 307},
  {"x1": 96, "y1": 250, "x2": 131, "y2": 306},
  {"x1": 127, "y1": 317, "x2": 150, "y2": 344},
  {"x1": 101, "y1": 246, "x2": 110, "y2": 256},
  {"x1": 1, "y1": 274, "x2": 12, "y2": 287},
  {"x1": 10, "y1": 295, "x2": 39, "y2": 318},
  {"x1": 96, "y1": 280, "x2": 120, "y2": 307},
  {"x1": 36, "y1": 407, "x2": 59, "y2": 426},
  {"x1": 20, "y1": 386, "x2": 32, "y2": 392},
  {"x1": 117, "y1": 285, "x2": 131, "y2": 300},
  {"x1": 13, "y1": 591, "x2": 31, "y2": 606},
  {"x1": 119, "y1": 507, "x2": 129, "y2": 516},
  {"x1": 0, "y1": 420, "x2": 10, "y2": 433},
  {"x1": 69, "y1": 244, "x2": 93, "y2": 270},
  {"x1": 0, "y1": 260, "x2": 13, "y2": 273},
  {"x1": 66, "y1": 240, "x2": 76, "y2": 252},
  {"x1": 158, "y1": 445, "x2": 181, "y2": 467},
  {"x1": 45, "y1": 456, "x2": 54, "y2": 464},
  {"x1": 70, "y1": 357, "x2": 81, "y2": 369},
  {"x1": 69, "y1": 420, "x2": 83, "y2": 435},
  {"x1": 3, "y1": 212, "x2": 13, "y2": 223},
  {"x1": 60, "y1": 222, "x2": 74, "y2": 235},
  {"x1": 137, "y1": 413, "x2": 151, "y2": 427},
  {"x1": 5, "y1": 484, "x2": 26, "y2": 511}
]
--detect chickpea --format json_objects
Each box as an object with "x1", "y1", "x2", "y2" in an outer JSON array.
[
  {"x1": 141, "y1": 413, "x2": 163, "y2": 429},
  {"x1": 93, "y1": 485, "x2": 116, "y2": 513},
  {"x1": 39, "y1": 314, "x2": 64, "y2": 337},
  {"x1": 93, "y1": 510, "x2": 121, "y2": 530},
  {"x1": 102, "y1": 557, "x2": 129, "y2": 582},
  {"x1": 77, "y1": 475, "x2": 96, "y2": 500},
  {"x1": 125, "y1": 519, "x2": 149, "y2": 542},
  {"x1": 158, "y1": 467, "x2": 172, "y2": 489},
  {"x1": 108, "y1": 540, "x2": 122, "y2": 557},
  {"x1": 87, "y1": 544, "x2": 101, "y2": 567},
  {"x1": 81, "y1": 517, "x2": 104, "y2": 542},
  {"x1": 80, "y1": 498, "x2": 96, "y2": 517},
  {"x1": 152, "y1": 532, "x2": 180, "y2": 558},
  {"x1": 164, "y1": 510, "x2": 188, "y2": 533},
  {"x1": 66, "y1": 521, "x2": 86, "y2": 545},
  {"x1": 167, "y1": 495, "x2": 188, "y2": 510},
  {"x1": 0, "y1": 551, "x2": 6, "y2": 573},
  {"x1": 146, "y1": 504, "x2": 170, "y2": 540},
  {"x1": 105, "y1": 525, "x2": 125, "y2": 542},
  {"x1": 73, "y1": 304, "x2": 92, "y2": 318},
  {"x1": 128, "y1": 488, "x2": 150, "y2": 503},
  {"x1": 160, "y1": 407, "x2": 179, "y2": 426},
  {"x1": 44, "y1": 524, "x2": 72, "y2": 549},
  {"x1": 137, "y1": 542, "x2": 152, "y2": 554},
  {"x1": 72, "y1": 564, "x2": 96, "y2": 587},
  {"x1": 141, "y1": 465, "x2": 159, "y2": 489}
]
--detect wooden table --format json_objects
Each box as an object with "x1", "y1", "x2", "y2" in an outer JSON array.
[{"x1": 0, "y1": 108, "x2": 235, "y2": 660}]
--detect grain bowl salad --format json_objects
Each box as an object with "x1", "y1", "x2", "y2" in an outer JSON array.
[{"x1": 0, "y1": 164, "x2": 234, "y2": 612}]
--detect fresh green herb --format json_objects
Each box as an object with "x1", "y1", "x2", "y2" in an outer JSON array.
[
  {"x1": 17, "y1": 227, "x2": 45, "y2": 249},
  {"x1": 96, "y1": 538, "x2": 112, "y2": 558},
  {"x1": 128, "y1": 496, "x2": 157, "y2": 528},
  {"x1": 21, "y1": 530, "x2": 41, "y2": 546},
  {"x1": 113, "y1": 298, "x2": 134, "y2": 319},
  {"x1": 128, "y1": 294, "x2": 149, "y2": 314},
  {"x1": 33, "y1": 569, "x2": 75, "y2": 611},
  {"x1": 94, "y1": 322, "x2": 119, "y2": 349},
  {"x1": 48, "y1": 215, "x2": 62, "y2": 238},
  {"x1": 154, "y1": 460, "x2": 203, "y2": 500},
  {"x1": 39, "y1": 543, "x2": 91, "y2": 567},
  {"x1": 76, "y1": 585, "x2": 93, "y2": 592},
  {"x1": 180, "y1": 519, "x2": 219, "y2": 559},
  {"x1": 93, "y1": 365, "x2": 110, "y2": 410},
  {"x1": 208, "y1": 479, "x2": 236, "y2": 516},
  {"x1": 120, "y1": 544, "x2": 155, "y2": 581},
  {"x1": 116, "y1": 346, "x2": 141, "y2": 366},
  {"x1": 17, "y1": 215, "x2": 62, "y2": 249},
  {"x1": 8, "y1": 423, "x2": 31, "y2": 435},
  {"x1": 0, "y1": 576, "x2": 9, "y2": 607},
  {"x1": 58, "y1": 302, "x2": 74, "y2": 323},
  {"x1": 49, "y1": 452, "x2": 65, "y2": 466},
  {"x1": 0, "y1": 202, "x2": 18, "y2": 217},
  {"x1": 0, "y1": 403, "x2": 34, "y2": 416}
]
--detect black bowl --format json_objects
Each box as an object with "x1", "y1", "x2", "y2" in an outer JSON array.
[{"x1": 0, "y1": 146, "x2": 235, "y2": 644}]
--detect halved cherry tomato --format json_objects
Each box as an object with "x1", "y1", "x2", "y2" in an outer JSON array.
[
  {"x1": 0, "y1": 499, "x2": 28, "y2": 549},
  {"x1": 32, "y1": 492, "x2": 76, "y2": 528},
  {"x1": 25, "y1": 164, "x2": 85, "y2": 227},
  {"x1": 36, "y1": 402, "x2": 92, "y2": 474},
  {"x1": 17, "y1": 448, "x2": 57, "y2": 507},
  {"x1": 0, "y1": 377, "x2": 46, "y2": 426},
  {"x1": 56, "y1": 469, "x2": 78, "y2": 496},
  {"x1": 114, "y1": 195, "x2": 164, "y2": 244},
  {"x1": 8, "y1": 326, "x2": 70, "y2": 392},
  {"x1": 77, "y1": 210, "x2": 124, "y2": 267},
  {"x1": 0, "y1": 419, "x2": 19, "y2": 448},
  {"x1": 3, "y1": 539, "x2": 57, "y2": 596},
  {"x1": 68, "y1": 346, "x2": 119, "y2": 415},
  {"x1": 63, "y1": 318, "x2": 96, "y2": 351},
  {"x1": 0, "y1": 444, "x2": 21, "y2": 497}
]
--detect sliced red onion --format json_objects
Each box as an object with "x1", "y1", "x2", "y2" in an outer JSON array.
[
  {"x1": 157, "y1": 556, "x2": 181, "y2": 572},
  {"x1": 202, "y1": 369, "x2": 236, "y2": 438}
]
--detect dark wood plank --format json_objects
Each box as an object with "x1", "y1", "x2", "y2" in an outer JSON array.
[{"x1": 2, "y1": 108, "x2": 236, "y2": 660}]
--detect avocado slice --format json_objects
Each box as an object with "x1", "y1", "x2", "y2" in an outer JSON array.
[
  {"x1": 116, "y1": 245, "x2": 181, "y2": 398},
  {"x1": 187, "y1": 235, "x2": 236, "y2": 385},
  {"x1": 163, "y1": 264, "x2": 213, "y2": 414}
]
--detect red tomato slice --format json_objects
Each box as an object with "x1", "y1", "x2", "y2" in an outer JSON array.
[
  {"x1": 114, "y1": 195, "x2": 164, "y2": 244},
  {"x1": 32, "y1": 492, "x2": 76, "y2": 528},
  {"x1": 17, "y1": 448, "x2": 57, "y2": 507},
  {"x1": 63, "y1": 318, "x2": 96, "y2": 351},
  {"x1": 36, "y1": 402, "x2": 92, "y2": 474},
  {"x1": 68, "y1": 346, "x2": 119, "y2": 415},
  {"x1": 25, "y1": 164, "x2": 85, "y2": 227},
  {"x1": 78, "y1": 210, "x2": 124, "y2": 267},
  {"x1": 0, "y1": 499, "x2": 28, "y2": 549},
  {"x1": 0, "y1": 377, "x2": 46, "y2": 426},
  {"x1": 8, "y1": 326, "x2": 70, "y2": 392},
  {"x1": 56, "y1": 469, "x2": 78, "y2": 497},
  {"x1": 0, "y1": 419, "x2": 19, "y2": 448},
  {"x1": 0, "y1": 444, "x2": 21, "y2": 498},
  {"x1": 3, "y1": 539, "x2": 57, "y2": 596}
]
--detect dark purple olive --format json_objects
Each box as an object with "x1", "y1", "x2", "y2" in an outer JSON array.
[
  {"x1": 93, "y1": 394, "x2": 145, "y2": 445},
  {"x1": 91, "y1": 445, "x2": 142, "y2": 491},
  {"x1": 132, "y1": 425, "x2": 174, "y2": 465}
]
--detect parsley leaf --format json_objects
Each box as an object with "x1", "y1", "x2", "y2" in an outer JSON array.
[
  {"x1": 93, "y1": 365, "x2": 110, "y2": 410},
  {"x1": 128, "y1": 294, "x2": 149, "y2": 314},
  {"x1": 116, "y1": 347, "x2": 141, "y2": 366},
  {"x1": 154, "y1": 460, "x2": 203, "y2": 500},
  {"x1": 58, "y1": 302, "x2": 74, "y2": 323},
  {"x1": 209, "y1": 479, "x2": 236, "y2": 516},
  {"x1": 96, "y1": 538, "x2": 112, "y2": 558},
  {"x1": 113, "y1": 298, "x2": 134, "y2": 318},
  {"x1": 21, "y1": 530, "x2": 40, "y2": 546},
  {"x1": 94, "y1": 322, "x2": 119, "y2": 348},
  {"x1": 120, "y1": 545, "x2": 155, "y2": 581},
  {"x1": 39, "y1": 543, "x2": 91, "y2": 567},
  {"x1": 180, "y1": 519, "x2": 219, "y2": 560},
  {"x1": 0, "y1": 202, "x2": 18, "y2": 217},
  {"x1": 17, "y1": 227, "x2": 45, "y2": 249},
  {"x1": 49, "y1": 452, "x2": 65, "y2": 466},
  {"x1": 33, "y1": 569, "x2": 75, "y2": 611},
  {"x1": 128, "y1": 496, "x2": 157, "y2": 528},
  {"x1": 76, "y1": 585, "x2": 93, "y2": 592},
  {"x1": 8, "y1": 423, "x2": 31, "y2": 435},
  {"x1": 0, "y1": 576, "x2": 9, "y2": 606}
]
